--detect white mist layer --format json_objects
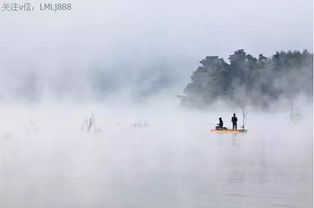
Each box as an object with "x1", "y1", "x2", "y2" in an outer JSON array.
[{"x1": 0, "y1": 100, "x2": 312, "y2": 208}]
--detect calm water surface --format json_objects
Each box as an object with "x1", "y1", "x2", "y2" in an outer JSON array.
[{"x1": 0, "y1": 116, "x2": 312, "y2": 208}]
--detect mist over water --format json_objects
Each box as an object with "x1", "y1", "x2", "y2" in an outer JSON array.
[
  {"x1": 0, "y1": 0, "x2": 313, "y2": 207},
  {"x1": 0, "y1": 97, "x2": 312, "y2": 208}
]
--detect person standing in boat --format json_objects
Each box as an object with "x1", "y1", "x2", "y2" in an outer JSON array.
[{"x1": 231, "y1": 113, "x2": 238, "y2": 130}]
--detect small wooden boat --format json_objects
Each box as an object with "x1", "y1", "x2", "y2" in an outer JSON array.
[{"x1": 209, "y1": 128, "x2": 247, "y2": 134}]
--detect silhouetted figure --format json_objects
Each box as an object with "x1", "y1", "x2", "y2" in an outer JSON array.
[
  {"x1": 216, "y1": 117, "x2": 224, "y2": 130},
  {"x1": 231, "y1": 113, "x2": 238, "y2": 130}
]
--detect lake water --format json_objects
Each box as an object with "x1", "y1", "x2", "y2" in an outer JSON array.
[{"x1": 0, "y1": 106, "x2": 312, "y2": 208}]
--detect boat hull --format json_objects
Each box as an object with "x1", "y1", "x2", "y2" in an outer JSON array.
[{"x1": 209, "y1": 129, "x2": 247, "y2": 134}]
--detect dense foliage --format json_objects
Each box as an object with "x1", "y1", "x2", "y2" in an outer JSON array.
[{"x1": 182, "y1": 49, "x2": 313, "y2": 108}]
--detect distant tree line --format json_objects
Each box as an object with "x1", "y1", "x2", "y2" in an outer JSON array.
[{"x1": 182, "y1": 49, "x2": 313, "y2": 108}]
